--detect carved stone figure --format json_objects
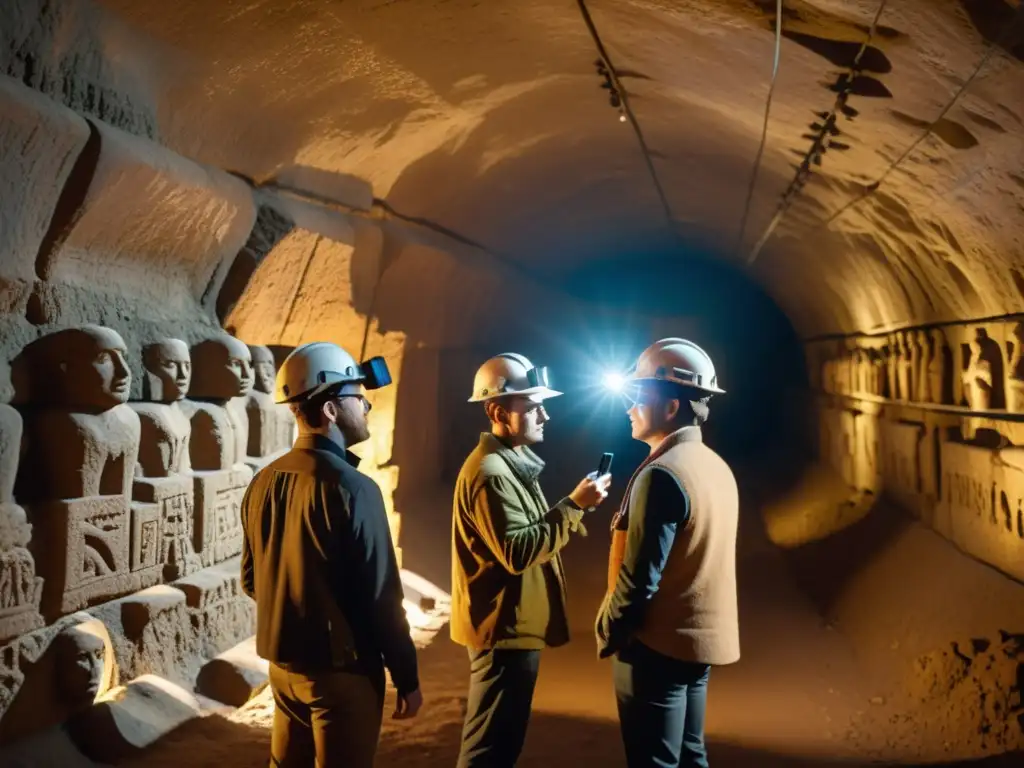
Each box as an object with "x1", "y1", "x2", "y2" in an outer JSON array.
[
  {"x1": 14, "y1": 326, "x2": 139, "y2": 618},
  {"x1": 183, "y1": 335, "x2": 254, "y2": 471},
  {"x1": 16, "y1": 325, "x2": 141, "y2": 502},
  {"x1": 1006, "y1": 322, "x2": 1024, "y2": 413},
  {"x1": 906, "y1": 331, "x2": 921, "y2": 403},
  {"x1": 963, "y1": 327, "x2": 1004, "y2": 411},
  {"x1": 885, "y1": 337, "x2": 898, "y2": 400},
  {"x1": 0, "y1": 503, "x2": 44, "y2": 643},
  {"x1": 132, "y1": 339, "x2": 192, "y2": 477},
  {"x1": 929, "y1": 328, "x2": 951, "y2": 405},
  {"x1": 916, "y1": 330, "x2": 932, "y2": 404},
  {"x1": 896, "y1": 331, "x2": 912, "y2": 402},
  {"x1": 245, "y1": 345, "x2": 294, "y2": 462},
  {"x1": 52, "y1": 617, "x2": 116, "y2": 712}
]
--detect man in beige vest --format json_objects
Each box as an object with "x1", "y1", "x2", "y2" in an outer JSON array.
[
  {"x1": 596, "y1": 338, "x2": 740, "y2": 768},
  {"x1": 451, "y1": 353, "x2": 612, "y2": 767}
]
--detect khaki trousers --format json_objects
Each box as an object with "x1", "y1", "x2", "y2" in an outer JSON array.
[{"x1": 268, "y1": 661, "x2": 386, "y2": 768}]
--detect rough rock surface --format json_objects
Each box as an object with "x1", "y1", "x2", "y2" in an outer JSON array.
[{"x1": 195, "y1": 636, "x2": 268, "y2": 708}]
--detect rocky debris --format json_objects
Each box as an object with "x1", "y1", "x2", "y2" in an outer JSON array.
[
  {"x1": 195, "y1": 636, "x2": 268, "y2": 707},
  {"x1": 847, "y1": 631, "x2": 1024, "y2": 761},
  {"x1": 67, "y1": 673, "x2": 202, "y2": 762}
]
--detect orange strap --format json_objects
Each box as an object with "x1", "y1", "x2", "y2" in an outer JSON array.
[{"x1": 606, "y1": 528, "x2": 628, "y2": 593}]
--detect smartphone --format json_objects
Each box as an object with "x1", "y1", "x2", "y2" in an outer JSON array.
[{"x1": 596, "y1": 452, "x2": 614, "y2": 477}]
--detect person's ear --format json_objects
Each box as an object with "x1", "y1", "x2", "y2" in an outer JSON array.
[
  {"x1": 322, "y1": 398, "x2": 339, "y2": 425},
  {"x1": 664, "y1": 398, "x2": 681, "y2": 423}
]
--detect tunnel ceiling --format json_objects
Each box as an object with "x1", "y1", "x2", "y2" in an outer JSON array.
[{"x1": 39, "y1": 0, "x2": 1024, "y2": 336}]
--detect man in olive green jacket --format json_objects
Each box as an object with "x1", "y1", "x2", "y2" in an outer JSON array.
[{"x1": 451, "y1": 352, "x2": 611, "y2": 768}]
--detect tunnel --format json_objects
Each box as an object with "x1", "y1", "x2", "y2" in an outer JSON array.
[{"x1": 1, "y1": 0, "x2": 1023, "y2": 765}]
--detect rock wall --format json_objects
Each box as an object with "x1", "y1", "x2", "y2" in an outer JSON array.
[
  {"x1": 0, "y1": 72, "x2": 291, "y2": 746},
  {"x1": 809, "y1": 318, "x2": 1024, "y2": 584}
]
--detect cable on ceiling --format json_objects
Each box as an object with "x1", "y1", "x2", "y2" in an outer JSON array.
[
  {"x1": 744, "y1": 0, "x2": 890, "y2": 267},
  {"x1": 817, "y1": 1, "x2": 1024, "y2": 230},
  {"x1": 575, "y1": 0, "x2": 677, "y2": 240},
  {"x1": 732, "y1": 0, "x2": 784, "y2": 259}
]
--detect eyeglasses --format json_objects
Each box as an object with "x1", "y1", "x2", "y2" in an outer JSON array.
[{"x1": 334, "y1": 394, "x2": 372, "y2": 413}]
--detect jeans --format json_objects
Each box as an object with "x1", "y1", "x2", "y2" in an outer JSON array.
[
  {"x1": 457, "y1": 647, "x2": 543, "y2": 768},
  {"x1": 613, "y1": 641, "x2": 711, "y2": 768},
  {"x1": 268, "y1": 661, "x2": 385, "y2": 768}
]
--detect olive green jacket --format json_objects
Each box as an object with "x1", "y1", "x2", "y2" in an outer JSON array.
[{"x1": 450, "y1": 433, "x2": 586, "y2": 650}]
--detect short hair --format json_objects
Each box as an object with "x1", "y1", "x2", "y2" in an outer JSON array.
[
  {"x1": 289, "y1": 385, "x2": 341, "y2": 429},
  {"x1": 640, "y1": 380, "x2": 711, "y2": 427}
]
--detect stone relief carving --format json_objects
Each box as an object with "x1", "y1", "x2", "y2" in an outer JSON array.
[
  {"x1": 183, "y1": 335, "x2": 254, "y2": 471},
  {"x1": 130, "y1": 340, "x2": 201, "y2": 582},
  {"x1": 52, "y1": 616, "x2": 117, "y2": 713},
  {"x1": 810, "y1": 320, "x2": 1024, "y2": 413},
  {"x1": 1005, "y1": 322, "x2": 1024, "y2": 413},
  {"x1": 245, "y1": 344, "x2": 294, "y2": 470},
  {"x1": 0, "y1": 360, "x2": 43, "y2": 644},
  {"x1": 14, "y1": 326, "x2": 139, "y2": 618}
]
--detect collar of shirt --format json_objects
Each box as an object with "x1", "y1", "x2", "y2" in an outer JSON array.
[{"x1": 295, "y1": 433, "x2": 362, "y2": 468}]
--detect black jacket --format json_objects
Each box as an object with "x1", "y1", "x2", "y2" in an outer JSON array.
[{"x1": 240, "y1": 433, "x2": 418, "y2": 694}]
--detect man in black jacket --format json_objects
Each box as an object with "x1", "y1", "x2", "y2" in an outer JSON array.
[{"x1": 240, "y1": 341, "x2": 422, "y2": 767}]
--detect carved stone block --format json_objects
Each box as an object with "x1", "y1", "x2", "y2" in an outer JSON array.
[
  {"x1": 129, "y1": 503, "x2": 162, "y2": 588},
  {"x1": 192, "y1": 467, "x2": 253, "y2": 568},
  {"x1": 30, "y1": 497, "x2": 133, "y2": 619},
  {"x1": 0, "y1": 503, "x2": 44, "y2": 644},
  {"x1": 174, "y1": 559, "x2": 255, "y2": 659},
  {"x1": 87, "y1": 585, "x2": 202, "y2": 687},
  {"x1": 879, "y1": 420, "x2": 924, "y2": 514},
  {"x1": 853, "y1": 412, "x2": 880, "y2": 493},
  {"x1": 133, "y1": 474, "x2": 201, "y2": 581}
]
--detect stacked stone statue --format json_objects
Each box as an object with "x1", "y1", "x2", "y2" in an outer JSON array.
[
  {"x1": 0, "y1": 359, "x2": 44, "y2": 644},
  {"x1": 245, "y1": 345, "x2": 296, "y2": 471},
  {"x1": 14, "y1": 325, "x2": 140, "y2": 619},
  {"x1": 180, "y1": 335, "x2": 255, "y2": 567},
  {"x1": 130, "y1": 339, "x2": 202, "y2": 582}
]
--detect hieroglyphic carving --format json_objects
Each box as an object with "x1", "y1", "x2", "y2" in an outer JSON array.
[
  {"x1": 32, "y1": 497, "x2": 133, "y2": 617},
  {"x1": 87, "y1": 585, "x2": 201, "y2": 687},
  {"x1": 174, "y1": 560, "x2": 255, "y2": 659},
  {"x1": 880, "y1": 420, "x2": 923, "y2": 512},
  {"x1": 193, "y1": 467, "x2": 253, "y2": 568},
  {"x1": 0, "y1": 504, "x2": 44, "y2": 644},
  {"x1": 130, "y1": 339, "x2": 201, "y2": 581},
  {"x1": 938, "y1": 441, "x2": 1024, "y2": 582},
  {"x1": 13, "y1": 327, "x2": 139, "y2": 619},
  {"x1": 1005, "y1": 322, "x2": 1024, "y2": 412},
  {"x1": 0, "y1": 360, "x2": 43, "y2": 643}
]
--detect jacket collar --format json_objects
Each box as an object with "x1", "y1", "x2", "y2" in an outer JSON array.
[
  {"x1": 653, "y1": 425, "x2": 703, "y2": 455},
  {"x1": 295, "y1": 433, "x2": 361, "y2": 468},
  {"x1": 479, "y1": 432, "x2": 545, "y2": 484}
]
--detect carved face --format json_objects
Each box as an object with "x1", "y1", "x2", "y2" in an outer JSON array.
[
  {"x1": 248, "y1": 346, "x2": 276, "y2": 395},
  {"x1": 143, "y1": 339, "x2": 192, "y2": 402},
  {"x1": 189, "y1": 335, "x2": 254, "y2": 400},
  {"x1": 55, "y1": 624, "x2": 107, "y2": 709},
  {"x1": 51, "y1": 326, "x2": 131, "y2": 408}
]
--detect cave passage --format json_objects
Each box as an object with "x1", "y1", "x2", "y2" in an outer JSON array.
[{"x1": 1, "y1": 0, "x2": 1023, "y2": 765}]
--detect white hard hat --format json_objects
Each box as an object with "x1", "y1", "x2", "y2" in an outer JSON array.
[
  {"x1": 628, "y1": 338, "x2": 724, "y2": 396},
  {"x1": 275, "y1": 342, "x2": 392, "y2": 404},
  {"x1": 468, "y1": 353, "x2": 562, "y2": 403}
]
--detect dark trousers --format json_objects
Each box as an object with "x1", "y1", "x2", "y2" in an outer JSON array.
[
  {"x1": 457, "y1": 647, "x2": 542, "y2": 768},
  {"x1": 268, "y1": 661, "x2": 386, "y2": 768},
  {"x1": 613, "y1": 641, "x2": 711, "y2": 768}
]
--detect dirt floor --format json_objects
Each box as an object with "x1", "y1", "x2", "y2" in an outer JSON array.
[{"x1": 7, "y1": 463, "x2": 1024, "y2": 767}]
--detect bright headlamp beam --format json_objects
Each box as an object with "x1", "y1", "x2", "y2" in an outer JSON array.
[{"x1": 603, "y1": 372, "x2": 627, "y2": 393}]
